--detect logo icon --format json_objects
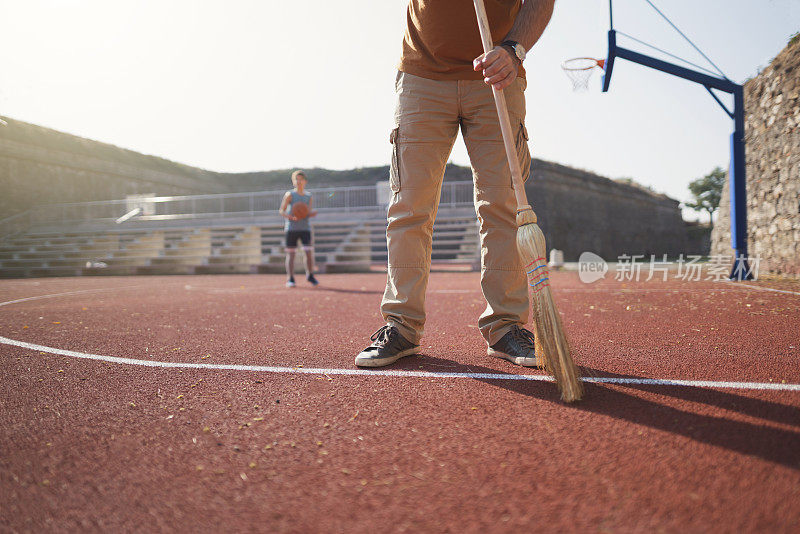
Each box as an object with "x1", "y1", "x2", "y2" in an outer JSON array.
[{"x1": 578, "y1": 252, "x2": 608, "y2": 284}]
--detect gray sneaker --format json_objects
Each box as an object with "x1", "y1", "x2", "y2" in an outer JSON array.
[
  {"x1": 355, "y1": 326, "x2": 420, "y2": 368},
  {"x1": 487, "y1": 325, "x2": 540, "y2": 367}
]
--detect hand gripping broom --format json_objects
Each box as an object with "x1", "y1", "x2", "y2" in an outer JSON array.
[{"x1": 472, "y1": 0, "x2": 583, "y2": 402}]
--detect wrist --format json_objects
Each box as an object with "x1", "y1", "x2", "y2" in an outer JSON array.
[
  {"x1": 501, "y1": 40, "x2": 526, "y2": 63},
  {"x1": 501, "y1": 44, "x2": 520, "y2": 66}
]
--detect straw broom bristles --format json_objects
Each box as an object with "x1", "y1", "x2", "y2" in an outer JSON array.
[
  {"x1": 473, "y1": 0, "x2": 583, "y2": 402},
  {"x1": 516, "y1": 207, "x2": 583, "y2": 402}
]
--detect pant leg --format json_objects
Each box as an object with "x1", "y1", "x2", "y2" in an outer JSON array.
[
  {"x1": 459, "y1": 77, "x2": 532, "y2": 346},
  {"x1": 380, "y1": 72, "x2": 460, "y2": 344}
]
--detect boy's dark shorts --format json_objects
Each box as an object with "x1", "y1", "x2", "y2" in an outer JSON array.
[{"x1": 285, "y1": 230, "x2": 312, "y2": 249}]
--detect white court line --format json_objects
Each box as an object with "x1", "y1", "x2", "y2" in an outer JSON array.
[
  {"x1": 182, "y1": 285, "x2": 473, "y2": 294},
  {"x1": 560, "y1": 284, "x2": 800, "y2": 295},
  {"x1": 0, "y1": 285, "x2": 147, "y2": 308},
  {"x1": 721, "y1": 280, "x2": 800, "y2": 296},
  {"x1": 1, "y1": 286, "x2": 799, "y2": 393},
  {"x1": 1, "y1": 336, "x2": 799, "y2": 392}
]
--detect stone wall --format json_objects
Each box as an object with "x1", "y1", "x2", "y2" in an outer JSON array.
[
  {"x1": 526, "y1": 160, "x2": 686, "y2": 261},
  {"x1": 710, "y1": 40, "x2": 800, "y2": 275},
  {"x1": 433, "y1": 159, "x2": 688, "y2": 261},
  {"x1": 0, "y1": 116, "x2": 228, "y2": 219},
  {"x1": 684, "y1": 222, "x2": 712, "y2": 256}
]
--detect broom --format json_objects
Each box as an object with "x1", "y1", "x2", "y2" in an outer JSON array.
[{"x1": 472, "y1": 0, "x2": 583, "y2": 402}]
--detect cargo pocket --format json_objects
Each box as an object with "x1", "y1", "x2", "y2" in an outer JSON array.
[
  {"x1": 389, "y1": 127, "x2": 401, "y2": 192},
  {"x1": 516, "y1": 121, "x2": 532, "y2": 184}
]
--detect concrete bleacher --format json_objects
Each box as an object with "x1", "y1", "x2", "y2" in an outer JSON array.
[{"x1": 0, "y1": 209, "x2": 480, "y2": 278}]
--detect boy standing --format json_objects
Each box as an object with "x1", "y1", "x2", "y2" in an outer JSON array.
[{"x1": 279, "y1": 170, "x2": 319, "y2": 287}]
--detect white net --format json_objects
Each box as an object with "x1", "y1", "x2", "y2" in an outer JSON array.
[{"x1": 561, "y1": 58, "x2": 602, "y2": 92}]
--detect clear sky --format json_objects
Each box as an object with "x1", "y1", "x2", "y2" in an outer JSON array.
[{"x1": 1, "y1": 1, "x2": 798, "y2": 221}]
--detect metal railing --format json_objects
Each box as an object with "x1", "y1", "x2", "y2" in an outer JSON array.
[
  {"x1": 0, "y1": 211, "x2": 34, "y2": 239},
  {"x1": 1, "y1": 181, "x2": 477, "y2": 237}
]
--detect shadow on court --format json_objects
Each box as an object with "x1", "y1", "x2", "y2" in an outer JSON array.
[{"x1": 385, "y1": 354, "x2": 800, "y2": 470}]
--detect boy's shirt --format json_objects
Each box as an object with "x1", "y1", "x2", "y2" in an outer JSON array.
[{"x1": 285, "y1": 190, "x2": 312, "y2": 232}]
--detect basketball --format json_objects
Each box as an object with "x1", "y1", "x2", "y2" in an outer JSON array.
[{"x1": 291, "y1": 201, "x2": 310, "y2": 220}]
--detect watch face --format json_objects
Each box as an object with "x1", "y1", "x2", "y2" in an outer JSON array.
[{"x1": 514, "y1": 44, "x2": 526, "y2": 61}]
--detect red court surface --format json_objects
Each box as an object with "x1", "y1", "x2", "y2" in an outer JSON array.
[{"x1": 2, "y1": 272, "x2": 799, "y2": 532}]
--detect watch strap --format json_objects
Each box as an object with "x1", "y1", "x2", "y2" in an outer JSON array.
[{"x1": 500, "y1": 40, "x2": 525, "y2": 62}]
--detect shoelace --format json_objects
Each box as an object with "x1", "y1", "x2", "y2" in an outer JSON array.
[
  {"x1": 370, "y1": 326, "x2": 397, "y2": 347},
  {"x1": 512, "y1": 326, "x2": 536, "y2": 350}
]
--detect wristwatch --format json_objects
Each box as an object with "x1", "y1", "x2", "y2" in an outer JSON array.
[{"x1": 501, "y1": 40, "x2": 526, "y2": 63}]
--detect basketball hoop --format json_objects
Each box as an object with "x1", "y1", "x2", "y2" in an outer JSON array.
[{"x1": 561, "y1": 57, "x2": 605, "y2": 92}]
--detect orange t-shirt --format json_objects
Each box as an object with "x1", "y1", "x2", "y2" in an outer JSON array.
[{"x1": 398, "y1": 0, "x2": 525, "y2": 81}]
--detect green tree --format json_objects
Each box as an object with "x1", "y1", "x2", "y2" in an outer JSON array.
[{"x1": 686, "y1": 167, "x2": 725, "y2": 222}]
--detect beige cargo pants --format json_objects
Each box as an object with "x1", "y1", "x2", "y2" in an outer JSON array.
[{"x1": 381, "y1": 71, "x2": 531, "y2": 347}]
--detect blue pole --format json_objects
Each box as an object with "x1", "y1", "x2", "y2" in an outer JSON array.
[
  {"x1": 601, "y1": 33, "x2": 752, "y2": 280},
  {"x1": 729, "y1": 85, "x2": 752, "y2": 280}
]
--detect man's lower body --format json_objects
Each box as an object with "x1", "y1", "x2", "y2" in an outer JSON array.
[
  {"x1": 355, "y1": 71, "x2": 534, "y2": 367},
  {"x1": 285, "y1": 230, "x2": 318, "y2": 287}
]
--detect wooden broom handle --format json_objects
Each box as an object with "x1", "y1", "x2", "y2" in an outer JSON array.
[{"x1": 472, "y1": 0, "x2": 531, "y2": 212}]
